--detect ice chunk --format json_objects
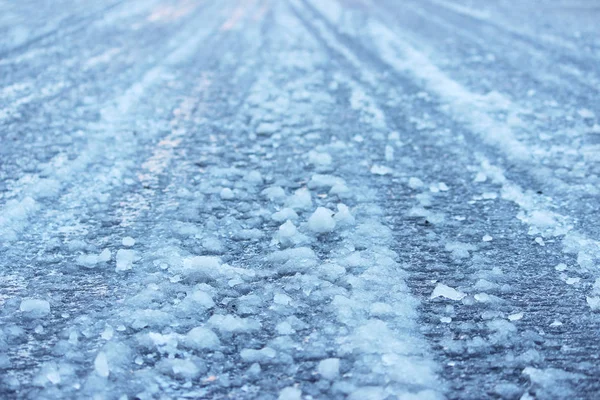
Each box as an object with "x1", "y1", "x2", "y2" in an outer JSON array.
[
  {"x1": 578, "y1": 108, "x2": 595, "y2": 119},
  {"x1": 334, "y1": 204, "x2": 355, "y2": 226},
  {"x1": 20, "y1": 299, "x2": 50, "y2": 318},
  {"x1": 317, "y1": 358, "x2": 340, "y2": 380},
  {"x1": 482, "y1": 235, "x2": 493, "y2": 242},
  {"x1": 207, "y1": 314, "x2": 261, "y2": 333},
  {"x1": 307, "y1": 174, "x2": 345, "y2": 189},
  {"x1": 308, "y1": 151, "x2": 332, "y2": 166},
  {"x1": 116, "y1": 249, "x2": 139, "y2": 272},
  {"x1": 256, "y1": 122, "x2": 280, "y2": 136},
  {"x1": 275, "y1": 220, "x2": 307, "y2": 247},
  {"x1": 430, "y1": 284, "x2": 466, "y2": 301},
  {"x1": 184, "y1": 327, "x2": 220, "y2": 350},
  {"x1": 240, "y1": 347, "x2": 277, "y2": 363},
  {"x1": 370, "y1": 165, "x2": 393, "y2": 175},
  {"x1": 177, "y1": 256, "x2": 221, "y2": 281},
  {"x1": 220, "y1": 187, "x2": 234, "y2": 200},
  {"x1": 286, "y1": 188, "x2": 313, "y2": 210},
  {"x1": 76, "y1": 249, "x2": 111, "y2": 268},
  {"x1": 385, "y1": 145, "x2": 394, "y2": 161},
  {"x1": 308, "y1": 207, "x2": 336, "y2": 234},
  {"x1": 508, "y1": 312, "x2": 524, "y2": 321},
  {"x1": 278, "y1": 387, "x2": 302, "y2": 400},
  {"x1": 408, "y1": 177, "x2": 424, "y2": 189},
  {"x1": 262, "y1": 186, "x2": 286, "y2": 201},
  {"x1": 586, "y1": 296, "x2": 600, "y2": 311},
  {"x1": 445, "y1": 242, "x2": 476, "y2": 259},
  {"x1": 265, "y1": 247, "x2": 318, "y2": 275},
  {"x1": 272, "y1": 208, "x2": 299, "y2": 222},
  {"x1": 245, "y1": 170, "x2": 263, "y2": 185},
  {"x1": 94, "y1": 352, "x2": 109, "y2": 378},
  {"x1": 122, "y1": 237, "x2": 136, "y2": 247}
]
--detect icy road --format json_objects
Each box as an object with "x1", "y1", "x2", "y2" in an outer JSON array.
[{"x1": 1, "y1": 0, "x2": 600, "y2": 399}]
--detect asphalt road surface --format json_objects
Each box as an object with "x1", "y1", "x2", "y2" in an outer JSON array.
[{"x1": 1, "y1": 1, "x2": 600, "y2": 399}]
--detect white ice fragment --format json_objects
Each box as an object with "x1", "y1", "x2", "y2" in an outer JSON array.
[
  {"x1": 550, "y1": 320, "x2": 563, "y2": 327},
  {"x1": 276, "y1": 220, "x2": 306, "y2": 247},
  {"x1": 76, "y1": 249, "x2": 111, "y2": 268},
  {"x1": 482, "y1": 235, "x2": 493, "y2": 242},
  {"x1": 272, "y1": 208, "x2": 299, "y2": 222},
  {"x1": 438, "y1": 182, "x2": 449, "y2": 191},
  {"x1": 535, "y1": 237, "x2": 545, "y2": 246},
  {"x1": 308, "y1": 207, "x2": 336, "y2": 234},
  {"x1": 20, "y1": 299, "x2": 50, "y2": 318},
  {"x1": 565, "y1": 277, "x2": 580, "y2": 285},
  {"x1": 308, "y1": 151, "x2": 332, "y2": 166},
  {"x1": 208, "y1": 314, "x2": 260, "y2": 333},
  {"x1": 240, "y1": 347, "x2": 277, "y2": 363},
  {"x1": 256, "y1": 122, "x2": 280, "y2": 136},
  {"x1": 578, "y1": 108, "x2": 595, "y2": 119},
  {"x1": 101, "y1": 326, "x2": 114, "y2": 340},
  {"x1": 474, "y1": 293, "x2": 491, "y2": 302},
  {"x1": 445, "y1": 242, "x2": 476, "y2": 259},
  {"x1": 286, "y1": 188, "x2": 312, "y2": 210},
  {"x1": 555, "y1": 263, "x2": 567, "y2": 271},
  {"x1": 278, "y1": 386, "x2": 302, "y2": 400},
  {"x1": 430, "y1": 284, "x2": 466, "y2": 301},
  {"x1": 184, "y1": 327, "x2": 220, "y2": 350},
  {"x1": 408, "y1": 177, "x2": 424, "y2": 189},
  {"x1": 122, "y1": 237, "x2": 135, "y2": 247},
  {"x1": 245, "y1": 170, "x2": 263, "y2": 185},
  {"x1": 586, "y1": 296, "x2": 600, "y2": 311},
  {"x1": 275, "y1": 321, "x2": 295, "y2": 335},
  {"x1": 384, "y1": 145, "x2": 394, "y2": 161},
  {"x1": 177, "y1": 256, "x2": 222, "y2": 281},
  {"x1": 116, "y1": 249, "x2": 139, "y2": 272},
  {"x1": 334, "y1": 203, "x2": 355, "y2": 226},
  {"x1": 220, "y1": 187, "x2": 234, "y2": 200},
  {"x1": 273, "y1": 292, "x2": 292, "y2": 306},
  {"x1": 94, "y1": 352, "x2": 109, "y2": 378},
  {"x1": 440, "y1": 317, "x2": 452, "y2": 323},
  {"x1": 370, "y1": 165, "x2": 393, "y2": 175},
  {"x1": 474, "y1": 172, "x2": 487, "y2": 183},
  {"x1": 307, "y1": 174, "x2": 345, "y2": 190},
  {"x1": 508, "y1": 312, "x2": 524, "y2": 321},
  {"x1": 262, "y1": 186, "x2": 286, "y2": 201},
  {"x1": 317, "y1": 358, "x2": 340, "y2": 380}
]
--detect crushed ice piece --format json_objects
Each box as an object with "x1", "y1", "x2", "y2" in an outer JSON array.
[
  {"x1": 308, "y1": 151, "x2": 332, "y2": 166},
  {"x1": 370, "y1": 165, "x2": 393, "y2": 175},
  {"x1": 535, "y1": 237, "x2": 545, "y2": 246},
  {"x1": 208, "y1": 314, "x2": 261, "y2": 333},
  {"x1": 122, "y1": 237, "x2": 135, "y2": 247},
  {"x1": 76, "y1": 249, "x2": 111, "y2": 268},
  {"x1": 20, "y1": 299, "x2": 51, "y2": 318},
  {"x1": 482, "y1": 235, "x2": 493, "y2": 242},
  {"x1": 430, "y1": 284, "x2": 466, "y2": 301},
  {"x1": 116, "y1": 249, "x2": 139, "y2": 272},
  {"x1": 307, "y1": 174, "x2": 345, "y2": 190},
  {"x1": 240, "y1": 347, "x2": 277, "y2": 363},
  {"x1": 474, "y1": 293, "x2": 491, "y2": 302},
  {"x1": 408, "y1": 177, "x2": 424, "y2": 189},
  {"x1": 94, "y1": 352, "x2": 109, "y2": 378},
  {"x1": 508, "y1": 312, "x2": 524, "y2": 321},
  {"x1": 555, "y1": 263, "x2": 567, "y2": 271},
  {"x1": 384, "y1": 145, "x2": 394, "y2": 161},
  {"x1": 317, "y1": 358, "x2": 340, "y2": 380},
  {"x1": 353, "y1": 134, "x2": 364, "y2": 142},
  {"x1": 578, "y1": 108, "x2": 595, "y2": 119},
  {"x1": 262, "y1": 186, "x2": 286, "y2": 202},
  {"x1": 308, "y1": 207, "x2": 336, "y2": 234},
  {"x1": 440, "y1": 317, "x2": 452, "y2": 323},
  {"x1": 474, "y1": 172, "x2": 487, "y2": 182},
  {"x1": 439, "y1": 182, "x2": 449, "y2": 191},
  {"x1": 184, "y1": 327, "x2": 220, "y2": 350},
  {"x1": 220, "y1": 187, "x2": 234, "y2": 200},
  {"x1": 272, "y1": 208, "x2": 299, "y2": 222},
  {"x1": 256, "y1": 122, "x2": 280, "y2": 136},
  {"x1": 276, "y1": 321, "x2": 295, "y2": 335},
  {"x1": 550, "y1": 320, "x2": 563, "y2": 327},
  {"x1": 586, "y1": 296, "x2": 600, "y2": 311},
  {"x1": 244, "y1": 170, "x2": 263, "y2": 184},
  {"x1": 278, "y1": 386, "x2": 302, "y2": 400},
  {"x1": 445, "y1": 242, "x2": 476, "y2": 259},
  {"x1": 334, "y1": 203, "x2": 355, "y2": 226},
  {"x1": 286, "y1": 188, "x2": 313, "y2": 210},
  {"x1": 565, "y1": 277, "x2": 580, "y2": 285}
]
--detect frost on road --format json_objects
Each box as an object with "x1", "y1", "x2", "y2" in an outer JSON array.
[{"x1": 1, "y1": 0, "x2": 600, "y2": 399}]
